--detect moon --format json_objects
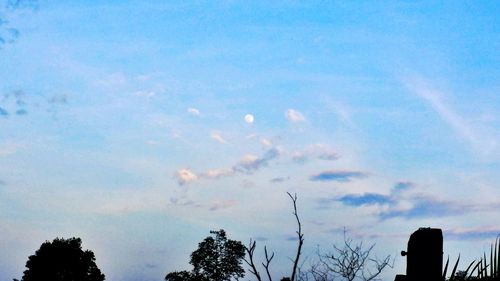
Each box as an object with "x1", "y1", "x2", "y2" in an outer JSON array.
[{"x1": 244, "y1": 114, "x2": 254, "y2": 124}]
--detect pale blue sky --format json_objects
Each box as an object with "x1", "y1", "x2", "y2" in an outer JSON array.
[{"x1": 1, "y1": 1, "x2": 499, "y2": 280}]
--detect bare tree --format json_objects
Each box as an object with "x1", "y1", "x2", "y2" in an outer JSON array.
[
  {"x1": 299, "y1": 230, "x2": 392, "y2": 281},
  {"x1": 244, "y1": 192, "x2": 304, "y2": 281}
]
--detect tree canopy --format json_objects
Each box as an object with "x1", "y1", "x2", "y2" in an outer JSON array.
[
  {"x1": 166, "y1": 229, "x2": 245, "y2": 281},
  {"x1": 18, "y1": 237, "x2": 105, "y2": 281}
]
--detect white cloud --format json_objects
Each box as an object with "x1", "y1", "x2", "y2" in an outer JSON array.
[
  {"x1": 187, "y1": 107, "x2": 200, "y2": 116},
  {"x1": 285, "y1": 109, "x2": 306, "y2": 122},
  {"x1": 174, "y1": 168, "x2": 198, "y2": 185},
  {"x1": 211, "y1": 131, "x2": 227, "y2": 144},
  {"x1": 244, "y1": 114, "x2": 254, "y2": 124}
]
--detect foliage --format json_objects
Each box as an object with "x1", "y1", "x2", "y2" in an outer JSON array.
[
  {"x1": 444, "y1": 236, "x2": 500, "y2": 281},
  {"x1": 165, "y1": 229, "x2": 246, "y2": 281},
  {"x1": 18, "y1": 237, "x2": 105, "y2": 281},
  {"x1": 165, "y1": 270, "x2": 196, "y2": 281}
]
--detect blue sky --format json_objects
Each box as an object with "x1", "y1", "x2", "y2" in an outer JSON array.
[{"x1": 1, "y1": 1, "x2": 499, "y2": 280}]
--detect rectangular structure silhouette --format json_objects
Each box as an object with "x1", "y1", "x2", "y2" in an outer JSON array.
[{"x1": 396, "y1": 228, "x2": 443, "y2": 281}]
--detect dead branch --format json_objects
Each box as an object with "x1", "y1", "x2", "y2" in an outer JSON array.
[
  {"x1": 263, "y1": 246, "x2": 275, "y2": 281},
  {"x1": 244, "y1": 239, "x2": 263, "y2": 281},
  {"x1": 287, "y1": 192, "x2": 304, "y2": 281}
]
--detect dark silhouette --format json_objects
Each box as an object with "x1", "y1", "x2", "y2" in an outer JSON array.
[
  {"x1": 395, "y1": 228, "x2": 443, "y2": 281},
  {"x1": 165, "y1": 270, "x2": 195, "y2": 281},
  {"x1": 298, "y1": 229, "x2": 392, "y2": 281},
  {"x1": 16, "y1": 237, "x2": 105, "y2": 281},
  {"x1": 165, "y1": 229, "x2": 245, "y2": 281},
  {"x1": 244, "y1": 192, "x2": 304, "y2": 281}
]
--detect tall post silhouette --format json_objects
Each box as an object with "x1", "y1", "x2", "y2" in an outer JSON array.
[{"x1": 396, "y1": 228, "x2": 443, "y2": 281}]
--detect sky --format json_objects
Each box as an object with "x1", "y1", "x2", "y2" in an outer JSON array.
[{"x1": 0, "y1": 1, "x2": 499, "y2": 280}]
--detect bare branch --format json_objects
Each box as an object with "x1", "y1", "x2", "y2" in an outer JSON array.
[
  {"x1": 287, "y1": 192, "x2": 304, "y2": 281},
  {"x1": 262, "y1": 246, "x2": 275, "y2": 281},
  {"x1": 302, "y1": 229, "x2": 392, "y2": 281},
  {"x1": 244, "y1": 239, "x2": 262, "y2": 281}
]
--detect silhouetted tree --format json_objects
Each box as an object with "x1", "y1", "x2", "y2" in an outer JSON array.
[
  {"x1": 298, "y1": 229, "x2": 392, "y2": 281},
  {"x1": 165, "y1": 229, "x2": 246, "y2": 281},
  {"x1": 18, "y1": 237, "x2": 105, "y2": 281},
  {"x1": 165, "y1": 270, "x2": 196, "y2": 281}
]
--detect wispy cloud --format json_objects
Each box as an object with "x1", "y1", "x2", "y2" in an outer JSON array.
[
  {"x1": 339, "y1": 193, "x2": 391, "y2": 206},
  {"x1": 403, "y1": 76, "x2": 499, "y2": 159},
  {"x1": 310, "y1": 170, "x2": 367, "y2": 182},
  {"x1": 0, "y1": 140, "x2": 23, "y2": 156},
  {"x1": 291, "y1": 144, "x2": 339, "y2": 164},
  {"x1": 0, "y1": 106, "x2": 8, "y2": 117},
  {"x1": 1, "y1": 90, "x2": 67, "y2": 118},
  {"x1": 48, "y1": 94, "x2": 68, "y2": 105},
  {"x1": 210, "y1": 131, "x2": 227, "y2": 144},
  {"x1": 133, "y1": 90, "x2": 156, "y2": 98},
  {"x1": 209, "y1": 200, "x2": 237, "y2": 211},
  {"x1": 285, "y1": 109, "x2": 305, "y2": 122},
  {"x1": 175, "y1": 148, "x2": 282, "y2": 185},
  {"x1": 270, "y1": 176, "x2": 290, "y2": 184},
  {"x1": 445, "y1": 226, "x2": 500, "y2": 240},
  {"x1": 327, "y1": 181, "x2": 487, "y2": 220},
  {"x1": 15, "y1": 108, "x2": 27, "y2": 115},
  {"x1": 201, "y1": 168, "x2": 234, "y2": 179},
  {"x1": 0, "y1": 0, "x2": 37, "y2": 49},
  {"x1": 379, "y1": 196, "x2": 467, "y2": 220},
  {"x1": 260, "y1": 138, "x2": 272, "y2": 148},
  {"x1": 233, "y1": 148, "x2": 280, "y2": 174}
]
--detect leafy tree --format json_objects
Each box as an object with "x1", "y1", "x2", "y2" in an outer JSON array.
[
  {"x1": 165, "y1": 270, "x2": 196, "y2": 281},
  {"x1": 18, "y1": 237, "x2": 105, "y2": 281},
  {"x1": 166, "y1": 229, "x2": 246, "y2": 281}
]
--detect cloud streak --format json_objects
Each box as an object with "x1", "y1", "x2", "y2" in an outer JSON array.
[
  {"x1": 291, "y1": 144, "x2": 339, "y2": 164},
  {"x1": 326, "y1": 181, "x2": 498, "y2": 220},
  {"x1": 233, "y1": 148, "x2": 280, "y2": 174},
  {"x1": 404, "y1": 76, "x2": 499, "y2": 159},
  {"x1": 310, "y1": 170, "x2": 367, "y2": 182},
  {"x1": 445, "y1": 226, "x2": 500, "y2": 240},
  {"x1": 174, "y1": 148, "x2": 281, "y2": 185}
]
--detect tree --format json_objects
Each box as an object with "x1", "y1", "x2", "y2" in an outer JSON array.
[
  {"x1": 298, "y1": 230, "x2": 392, "y2": 281},
  {"x1": 165, "y1": 229, "x2": 246, "y2": 281},
  {"x1": 165, "y1": 270, "x2": 196, "y2": 281},
  {"x1": 18, "y1": 237, "x2": 105, "y2": 281}
]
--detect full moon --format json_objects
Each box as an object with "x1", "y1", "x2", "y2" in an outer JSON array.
[{"x1": 244, "y1": 114, "x2": 254, "y2": 124}]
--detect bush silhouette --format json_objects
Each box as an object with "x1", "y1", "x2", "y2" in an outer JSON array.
[{"x1": 17, "y1": 237, "x2": 105, "y2": 281}]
